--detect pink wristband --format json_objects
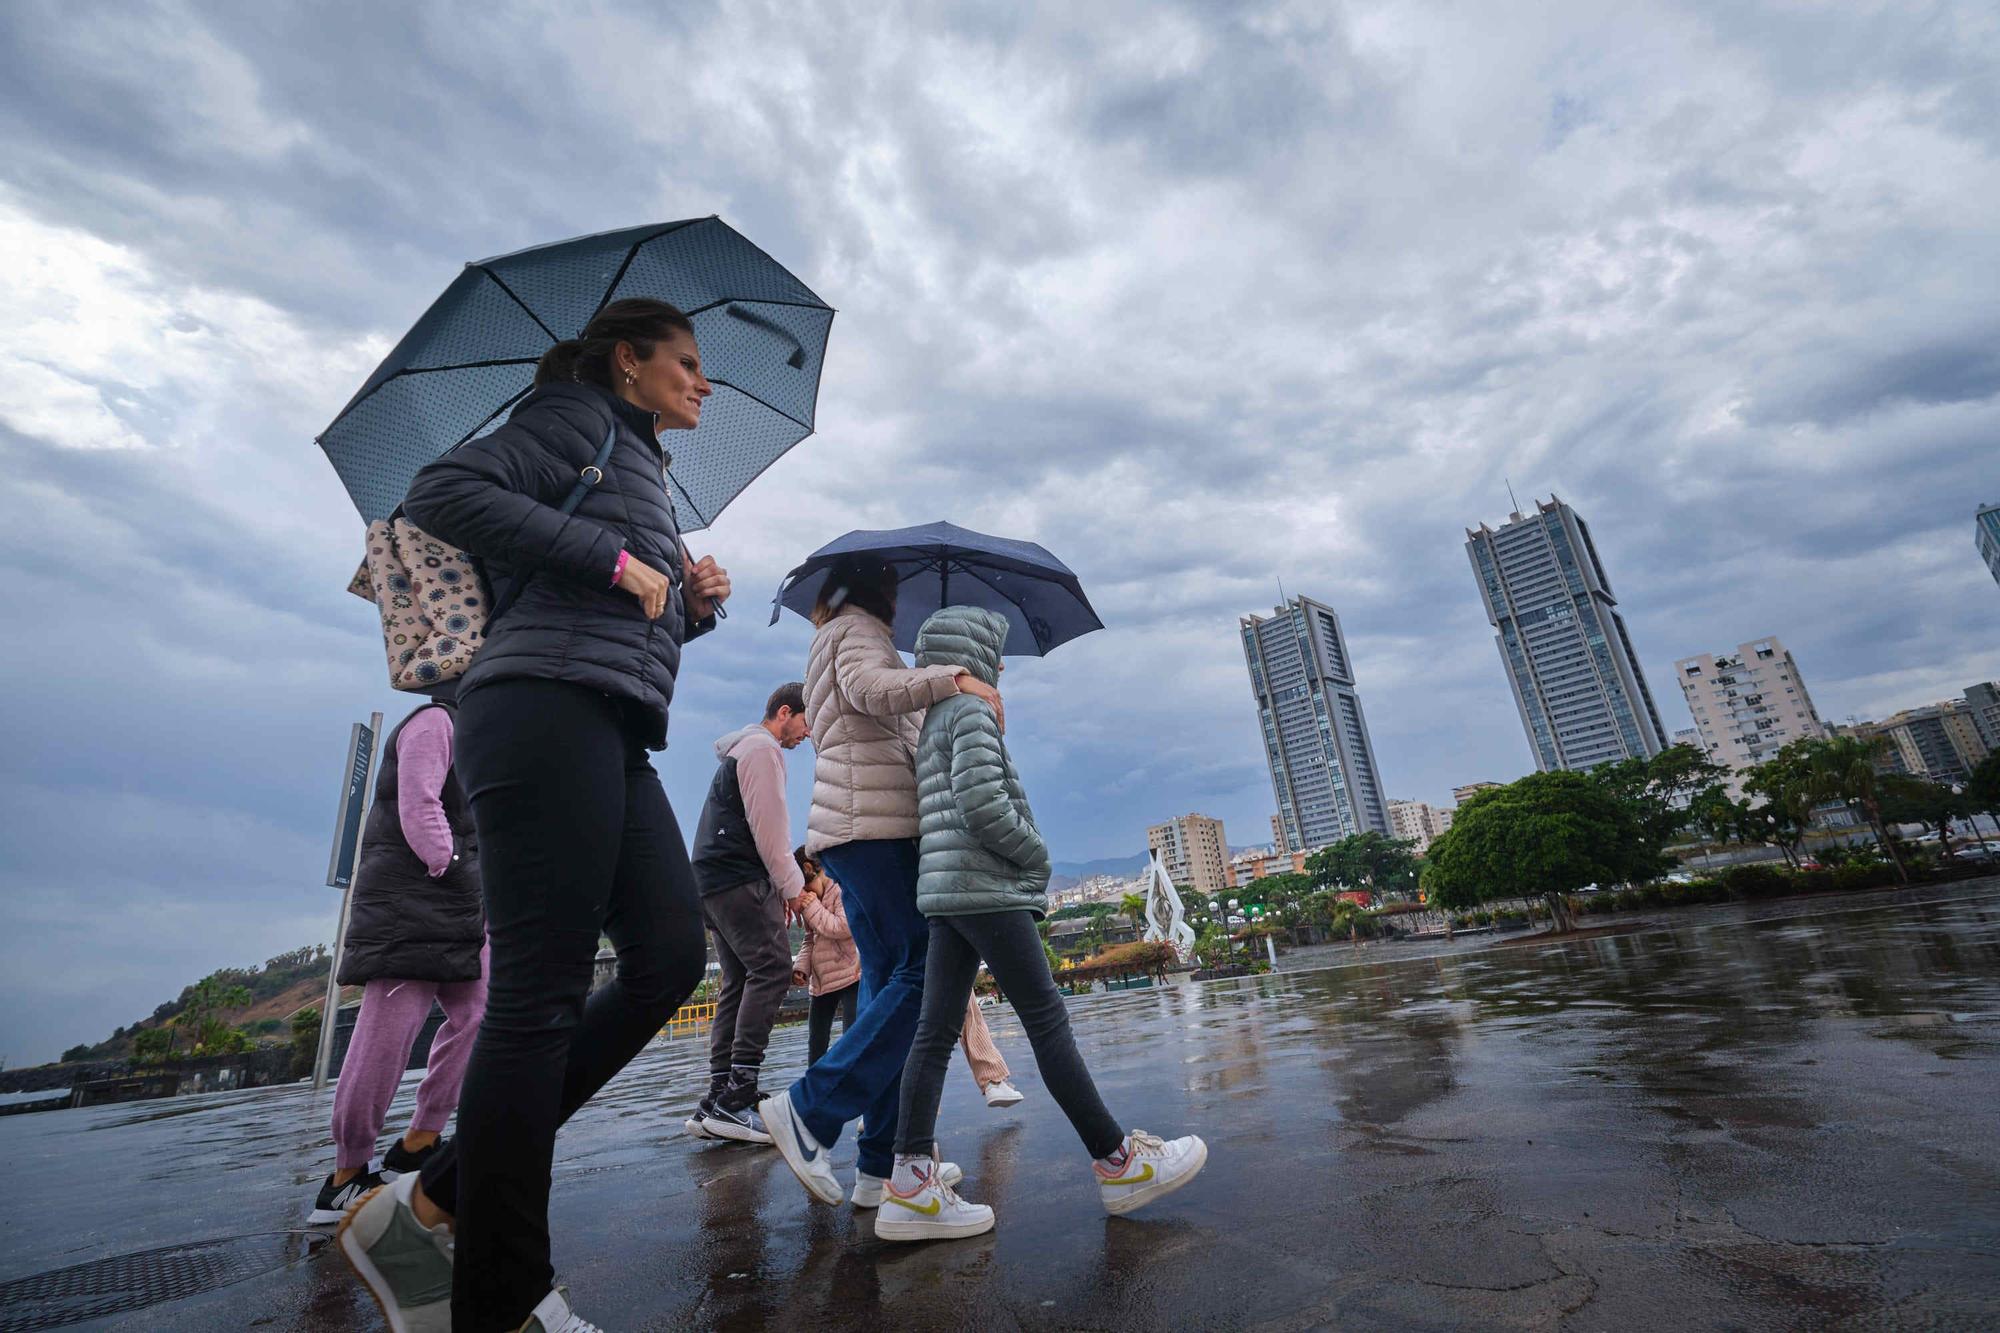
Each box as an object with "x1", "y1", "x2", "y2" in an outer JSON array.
[{"x1": 611, "y1": 550, "x2": 631, "y2": 587}]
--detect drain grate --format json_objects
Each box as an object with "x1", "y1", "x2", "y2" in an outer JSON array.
[{"x1": 0, "y1": 1233, "x2": 309, "y2": 1332}]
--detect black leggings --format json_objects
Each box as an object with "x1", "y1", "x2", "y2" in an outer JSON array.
[
  {"x1": 894, "y1": 910, "x2": 1123, "y2": 1160},
  {"x1": 805, "y1": 982, "x2": 860, "y2": 1066},
  {"x1": 416, "y1": 679, "x2": 705, "y2": 1332}
]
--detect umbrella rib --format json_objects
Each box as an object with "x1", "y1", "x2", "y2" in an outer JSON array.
[
  {"x1": 664, "y1": 467, "x2": 710, "y2": 530},
  {"x1": 706, "y1": 376, "x2": 811, "y2": 431},
  {"x1": 472, "y1": 267, "x2": 561, "y2": 341},
  {"x1": 593, "y1": 224, "x2": 688, "y2": 321},
  {"x1": 396, "y1": 357, "x2": 541, "y2": 375},
  {"x1": 683, "y1": 296, "x2": 834, "y2": 316},
  {"x1": 450, "y1": 384, "x2": 534, "y2": 451}
]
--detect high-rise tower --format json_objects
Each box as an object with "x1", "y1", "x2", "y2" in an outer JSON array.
[
  {"x1": 1466, "y1": 495, "x2": 1666, "y2": 771},
  {"x1": 1240, "y1": 595, "x2": 1392, "y2": 851}
]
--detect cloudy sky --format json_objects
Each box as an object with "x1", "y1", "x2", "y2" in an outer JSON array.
[{"x1": 2, "y1": 0, "x2": 1996, "y2": 1064}]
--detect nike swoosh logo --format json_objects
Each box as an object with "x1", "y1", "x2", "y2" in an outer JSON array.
[
  {"x1": 787, "y1": 1104, "x2": 821, "y2": 1164},
  {"x1": 1100, "y1": 1163, "x2": 1155, "y2": 1187},
  {"x1": 889, "y1": 1194, "x2": 942, "y2": 1216}
]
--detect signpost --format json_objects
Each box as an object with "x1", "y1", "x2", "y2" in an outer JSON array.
[{"x1": 314, "y1": 714, "x2": 382, "y2": 1091}]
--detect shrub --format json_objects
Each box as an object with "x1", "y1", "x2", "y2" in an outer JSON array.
[
  {"x1": 1832, "y1": 863, "x2": 1896, "y2": 893},
  {"x1": 1794, "y1": 868, "x2": 1835, "y2": 894},
  {"x1": 1721, "y1": 864, "x2": 1792, "y2": 899}
]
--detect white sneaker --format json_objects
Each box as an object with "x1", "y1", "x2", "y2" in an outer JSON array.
[
  {"x1": 1096, "y1": 1130, "x2": 1208, "y2": 1216},
  {"x1": 760, "y1": 1091, "x2": 844, "y2": 1206},
  {"x1": 982, "y1": 1079, "x2": 1024, "y2": 1108},
  {"x1": 852, "y1": 1160, "x2": 961, "y2": 1208},
  {"x1": 874, "y1": 1161, "x2": 995, "y2": 1242},
  {"x1": 335, "y1": 1171, "x2": 452, "y2": 1333},
  {"x1": 522, "y1": 1285, "x2": 602, "y2": 1333}
]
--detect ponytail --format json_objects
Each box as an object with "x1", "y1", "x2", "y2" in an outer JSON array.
[{"x1": 533, "y1": 298, "x2": 696, "y2": 389}]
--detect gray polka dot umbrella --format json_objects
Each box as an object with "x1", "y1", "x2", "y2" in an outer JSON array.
[{"x1": 317, "y1": 217, "x2": 834, "y2": 532}]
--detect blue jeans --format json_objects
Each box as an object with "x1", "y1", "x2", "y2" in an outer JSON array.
[{"x1": 785, "y1": 838, "x2": 926, "y2": 1178}]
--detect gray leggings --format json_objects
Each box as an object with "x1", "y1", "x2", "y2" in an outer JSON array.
[{"x1": 894, "y1": 909, "x2": 1123, "y2": 1160}]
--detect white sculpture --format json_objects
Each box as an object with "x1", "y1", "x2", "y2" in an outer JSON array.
[{"x1": 1139, "y1": 851, "x2": 1197, "y2": 963}]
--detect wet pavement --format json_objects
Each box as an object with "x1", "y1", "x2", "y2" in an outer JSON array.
[{"x1": 4, "y1": 881, "x2": 1999, "y2": 1331}]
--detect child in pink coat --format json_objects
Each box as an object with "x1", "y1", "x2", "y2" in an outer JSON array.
[{"x1": 794, "y1": 850, "x2": 1020, "y2": 1104}]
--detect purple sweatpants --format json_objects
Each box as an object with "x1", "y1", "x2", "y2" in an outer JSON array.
[{"x1": 330, "y1": 948, "x2": 489, "y2": 1170}]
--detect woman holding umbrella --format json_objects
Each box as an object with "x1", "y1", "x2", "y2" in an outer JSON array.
[
  {"x1": 338, "y1": 297, "x2": 730, "y2": 1333},
  {"x1": 760, "y1": 555, "x2": 1004, "y2": 1209}
]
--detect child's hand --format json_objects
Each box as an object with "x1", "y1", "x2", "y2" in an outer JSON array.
[{"x1": 792, "y1": 968, "x2": 808, "y2": 987}]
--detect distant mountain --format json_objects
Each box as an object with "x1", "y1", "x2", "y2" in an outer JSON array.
[{"x1": 1050, "y1": 853, "x2": 1150, "y2": 883}]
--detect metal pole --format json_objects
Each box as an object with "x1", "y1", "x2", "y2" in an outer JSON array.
[{"x1": 314, "y1": 711, "x2": 383, "y2": 1091}]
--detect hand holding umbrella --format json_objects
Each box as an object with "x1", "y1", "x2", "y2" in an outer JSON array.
[{"x1": 684, "y1": 552, "x2": 732, "y2": 621}]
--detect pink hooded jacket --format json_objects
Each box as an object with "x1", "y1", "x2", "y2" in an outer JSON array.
[{"x1": 792, "y1": 878, "x2": 862, "y2": 996}]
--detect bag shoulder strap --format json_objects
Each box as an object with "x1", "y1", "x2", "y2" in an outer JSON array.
[
  {"x1": 488, "y1": 421, "x2": 619, "y2": 623},
  {"x1": 558, "y1": 422, "x2": 619, "y2": 516}
]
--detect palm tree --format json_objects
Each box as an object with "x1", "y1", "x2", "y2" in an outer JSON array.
[
  {"x1": 1120, "y1": 891, "x2": 1149, "y2": 924},
  {"x1": 1808, "y1": 735, "x2": 1908, "y2": 882}
]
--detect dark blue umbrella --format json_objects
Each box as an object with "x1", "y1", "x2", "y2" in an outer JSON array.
[
  {"x1": 317, "y1": 216, "x2": 834, "y2": 530},
  {"x1": 770, "y1": 521, "x2": 1103, "y2": 656}
]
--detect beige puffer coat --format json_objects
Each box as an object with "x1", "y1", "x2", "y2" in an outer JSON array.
[{"x1": 804, "y1": 605, "x2": 966, "y2": 854}]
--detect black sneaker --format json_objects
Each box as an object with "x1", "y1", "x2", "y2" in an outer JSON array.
[
  {"x1": 684, "y1": 1094, "x2": 718, "y2": 1139},
  {"x1": 703, "y1": 1100, "x2": 773, "y2": 1144},
  {"x1": 380, "y1": 1137, "x2": 442, "y2": 1179},
  {"x1": 309, "y1": 1169, "x2": 384, "y2": 1225}
]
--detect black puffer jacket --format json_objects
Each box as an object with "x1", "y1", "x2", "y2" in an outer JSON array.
[{"x1": 403, "y1": 383, "x2": 715, "y2": 748}]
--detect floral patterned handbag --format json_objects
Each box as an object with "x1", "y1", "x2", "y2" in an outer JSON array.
[{"x1": 347, "y1": 424, "x2": 619, "y2": 691}]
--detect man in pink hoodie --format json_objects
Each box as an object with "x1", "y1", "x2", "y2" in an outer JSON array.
[{"x1": 686, "y1": 683, "x2": 810, "y2": 1142}]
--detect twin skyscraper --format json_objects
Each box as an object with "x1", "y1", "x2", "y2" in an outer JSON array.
[{"x1": 1243, "y1": 494, "x2": 1667, "y2": 858}]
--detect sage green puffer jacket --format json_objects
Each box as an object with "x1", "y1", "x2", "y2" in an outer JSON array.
[{"x1": 913, "y1": 606, "x2": 1051, "y2": 918}]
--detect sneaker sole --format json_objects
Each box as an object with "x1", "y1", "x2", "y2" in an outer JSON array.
[
  {"x1": 1102, "y1": 1138, "x2": 1209, "y2": 1217},
  {"x1": 307, "y1": 1205, "x2": 351, "y2": 1226},
  {"x1": 703, "y1": 1118, "x2": 773, "y2": 1145},
  {"x1": 683, "y1": 1116, "x2": 716, "y2": 1139},
  {"x1": 984, "y1": 1092, "x2": 1024, "y2": 1108},
  {"x1": 335, "y1": 1185, "x2": 435, "y2": 1333},
  {"x1": 874, "y1": 1211, "x2": 997, "y2": 1242},
  {"x1": 760, "y1": 1096, "x2": 844, "y2": 1206}
]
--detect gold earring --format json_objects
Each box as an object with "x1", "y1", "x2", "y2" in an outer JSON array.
[{"x1": 625, "y1": 368, "x2": 637, "y2": 384}]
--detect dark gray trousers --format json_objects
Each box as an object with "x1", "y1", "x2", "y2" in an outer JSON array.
[
  {"x1": 894, "y1": 909, "x2": 1123, "y2": 1160},
  {"x1": 701, "y1": 877, "x2": 792, "y2": 1087}
]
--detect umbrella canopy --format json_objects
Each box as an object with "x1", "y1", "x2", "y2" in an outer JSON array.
[
  {"x1": 770, "y1": 521, "x2": 1103, "y2": 656},
  {"x1": 317, "y1": 217, "x2": 834, "y2": 531}
]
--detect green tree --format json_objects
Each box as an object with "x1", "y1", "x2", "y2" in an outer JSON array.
[
  {"x1": 1119, "y1": 891, "x2": 1149, "y2": 922},
  {"x1": 1584, "y1": 744, "x2": 1727, "y2": 880},
  {"x1": 1968, "y1": 753, "x2": 2000, "y2": 814},
  {"x1": 1877, "y1": 774, "x2": 1966, "y2": 860},
  {"x1": 177, "y1": 974, "x2": 255, "y2": 1056},
  {"x1": 130, "y1": 1026, "x2": 177, "y2": 1065},
  {"x1": 1420, "y1": 770, "x2": 1644, "y2": 930},
  {"x1": 1239, "y1": 871, "x2": 1314, "y2": 944},
  {"x1": 1965, "y1": 753, "x2": 2000, "y2": 853},
  {"x1": 1305, "y1": 832, "x2": 1420, "y2": 900},
  {"x1": 1738, "y1": 744, "x2": 1821, "y2": 867},
  {"x1": 1804, "y1": 735, "x2": 1908, "y2": 882},
  {"x1": 1592, "y1": 744, "x2": 1731, "y2": 849},
  {"x1": 289, "y1": 1006, "x2": 322, "y2": 1079}
]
